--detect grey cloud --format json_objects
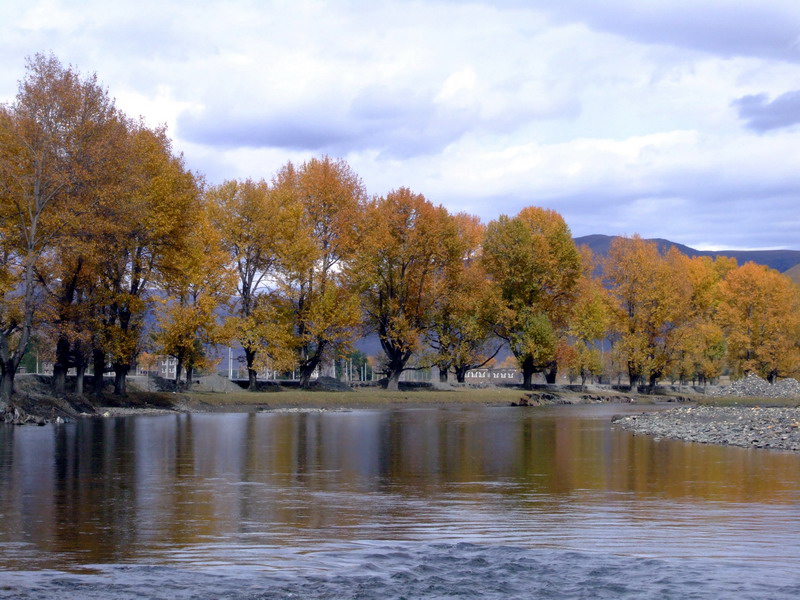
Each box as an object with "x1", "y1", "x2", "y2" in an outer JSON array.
[
  {"x1": 177, "y1": 89, "x2": 479, "y2": 158},
  {"x1": 178, "y1": 111, "x2": 360, "y2": 151},
  {"x1": 525, "y1": 0, "x2": 800, "y2": 62},
  {"x1": 451, "y1": 160, "x2": 800, "y2": 249},
  {"x1": 732, "y1": 91, "x2": 800, "y2": 132}
]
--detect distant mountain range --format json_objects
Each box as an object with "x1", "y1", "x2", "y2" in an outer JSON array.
[{"x1": 574, "y1": 234, "x2": 800, "y2": 274}]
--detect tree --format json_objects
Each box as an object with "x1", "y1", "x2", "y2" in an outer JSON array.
[
  {"x1": 567, "y1": 247, "x2": 611, "y2": 387},
  {"x1": 717, "y1": 262, "x2": 800, "y2": 381},
  {"x1": 482, "y1": 207, "x2": 581, "y2": 389},
  {"x1": 153, "y1": 198, "x2": 235, "y2": 388},
  {"x1": 91, "y1": 123, "x2": 200, "y2": 396},
  {"x1": 0, "y1": 53, "x2": 120, "y2": 403},
  {"x1": 207, "y1": 176, "x2": 305, "y2": 389},
  {"x1": 274, "y1": 157, "x2": 365, "y2": 388},
  {"x1": 426, "y1": 214, "x2": 502, "y2": 383},
  {"x1": 356, "y1": 188, "x2": 459, "y2": 390},
  {"x1": 604, "y1": 237, "x2": 690, "y2": 391},
  {"x1": 666, "y1": 254, "x2": 728, "y2": 386}
]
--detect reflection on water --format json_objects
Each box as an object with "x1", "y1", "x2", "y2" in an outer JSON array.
[{"x1": 1, "y1": 405, "x2": 799, "y2": 579}]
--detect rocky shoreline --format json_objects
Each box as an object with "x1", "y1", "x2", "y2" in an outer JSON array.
[{"x1": 614, "y1": 405, "x2": 800, "y2": 452}]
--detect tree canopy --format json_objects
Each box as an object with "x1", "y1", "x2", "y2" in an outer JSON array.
[{"x1": 2, "y1": 54, "x2": 799, "y2": 404}]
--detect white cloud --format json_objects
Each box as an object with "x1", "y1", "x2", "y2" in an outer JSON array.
[{"x1": 2, "y1": 0, "x2": 800, "y2": 249}]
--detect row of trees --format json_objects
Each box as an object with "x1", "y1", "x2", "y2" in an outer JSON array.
[{"x1": 2, "y1": 55, "x2": 799, "y2": 404}]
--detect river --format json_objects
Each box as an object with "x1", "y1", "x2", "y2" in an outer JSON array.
[{"x1": 1, "y1": 404, "x2": 799, "y2": 598}]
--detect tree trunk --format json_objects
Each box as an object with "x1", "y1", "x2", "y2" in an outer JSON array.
[
  {"x1": 379, "y1": 334, "x2": 413, "y2": 391},
  {"x1": 385, "y1": 369, "x2": 401, "y2": 391},
  {"x1": 647, "y1": 371, "x2": 660, "y2": 394},
  {"x1": 0, "y1": 367, "x2": 14, "y2": 404},
  {"x1": 520, "y1": 356, "x2": 535, "y2": 390},
  {"x1": 113, "y1": 364, "x2": 128, "y2": 396},
  {"x1": 628, "y1": 364, "x2": 639, "y2": 392},
  {"x1": 244, "y1": 348, "x2": 258, "y2": 390},
  {"x1": 185, "y1": 365, "x2": 194, "y2": 390},
  {"x1": 52, "y1": 335, "x2": 71, "y2": 396},
  {"x1": 175, "y1": 359, "x2": 183, "y2": 389},
  {"x1": 75, "y1": 363, "x2": 85, "y2": 395},
  {"x1": 455, "y1": 367, "x2": 468, "y2": 383},
  {"x1": 545, "y1": 362, "x2": 557, "y2": 384},
  {"x1": 298, "y1": 355, "x2": 321, "y2": 389},
  {"x1": 93, "y1": 348, "x2": 106, "y2": 396},
  {"x1": 438, "y1": 367, "x2": 449, "y2": 383}
]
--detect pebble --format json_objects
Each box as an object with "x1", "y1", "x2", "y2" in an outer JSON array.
[
  {"x1": 614, "y1": 406, "x2": 800, "y2": 452},
  {"x1": 708, "y1": 373, "x2": 800, "y2": 399}
]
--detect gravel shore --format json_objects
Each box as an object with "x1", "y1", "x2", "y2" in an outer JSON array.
[{"x1": 614, "y1": 406, "x2": 800, "y2": 452}]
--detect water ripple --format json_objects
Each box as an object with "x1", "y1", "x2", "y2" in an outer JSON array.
[{"x1": 1, "y1": 543, "x2": 797, "y2": 600}]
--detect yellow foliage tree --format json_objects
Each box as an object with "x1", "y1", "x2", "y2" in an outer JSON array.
[
  {"x1": 605, "y1": 237, "x2": 691, "y2": 391},
  {"x1": 666, "y1": 253, "x2": 728, "y2": 386},
  {"x1": 482, "y1": 207, "x2": 581, "y2": 389},
  {"x1": 717, "y1": 262, "x2": 800, "y2": 381},
  {"x1": 356, "y1": 188, "x2": 459, "y2": 390},
  {"x1": 91, "y1": 122, "x2": 200, "y2": 396},
  {"x1": 426, "y1": 213, "x2": 502, "y2": 383},
  {"x1": 273, "y1": 157, "x2": 366, "y2": 387},
  {"x1": 154, "y1": 199, "x2": 236, "y2": 388},
  {"x1": 567, "y1": 247, "x2": 611, "y2": 387},
  {"x1": 206, "y1": 177, "x2": 304, "y2": 389}
]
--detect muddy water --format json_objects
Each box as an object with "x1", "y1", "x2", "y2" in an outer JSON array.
[{"x1": 1, "y1": 405, "x2": 799, "y2": 598}]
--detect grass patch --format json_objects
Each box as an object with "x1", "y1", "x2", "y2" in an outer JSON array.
[{"x1": 127, "y1": 386, "x2": 529, "y2": 410}]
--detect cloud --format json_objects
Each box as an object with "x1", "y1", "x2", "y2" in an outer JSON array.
[
  {"x1": 529, "y1": 0, "x2": 800, "y2": 62},
  {"x1": 732, "y1": 91, "x2": 800, "y2": 131},
  {"x1": 176, "y1": 91, "x2": 475, "y2": 158},
  {"x1": 4, "y1": 0, "x2": 800, "y2": 250}
]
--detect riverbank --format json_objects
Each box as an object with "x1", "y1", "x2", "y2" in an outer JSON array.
[
  {"x1": 1, "y1": 373, "x2": 690, "y2": 424},
  {"x1": 614, "y1": 405, "x2": 800, "y2": 452}
]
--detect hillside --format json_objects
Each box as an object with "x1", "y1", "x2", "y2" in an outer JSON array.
[
  {"x1": 574, "y1": 234, "x2": 800, "y2": 273},
  {"x1": 786, "y1": 263, "x2": 800, "y2": 285}
]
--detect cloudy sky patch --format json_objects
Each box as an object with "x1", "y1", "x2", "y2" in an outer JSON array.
[
  {"x1": 733, "y1": 91, "x2": 800, "y2": 131},
  {"x1": 2, "y1": 0, "x2": 799, "y2": 249}
]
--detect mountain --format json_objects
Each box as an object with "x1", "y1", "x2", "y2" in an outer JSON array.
[
  {"x1": 786, "y1": 263, "x2": 800, "y2": 285},
  {"x1": 574, "y1": 234, "x2": 800, "y2": 273}
]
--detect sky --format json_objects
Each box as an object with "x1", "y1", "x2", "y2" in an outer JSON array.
[{"x1": 2, "y1": 0, "x2": 800, "y2": 250}]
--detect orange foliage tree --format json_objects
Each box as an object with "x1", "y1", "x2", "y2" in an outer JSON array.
[
  {"x1": 273, "y1": 157, "x2": 366, "y2": 388},
  {"x1": 90, "y1": 123, "x2": 200, "y2": 396},
  {"x1": 0, "y1": 54, "x2": 124, "y2": 402},
  {"x1": 604, "y1": 237, "x2": 692, "y2": 391},
  {"x1": 355, "y1": 188, "x2": 459, "y2": 390},
  {"x1": 717, "y1": 262, "x2": 800, "y2": 381}
]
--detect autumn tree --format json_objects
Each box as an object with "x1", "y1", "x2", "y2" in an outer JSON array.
[
  {"x1": 356, "y1": 188, "x2": 459, "y2": 390},
  {"x1": 0, "y1": 53, "x2": 123, "y2": 403},
  {"x1": 666, "y1": 253, "x2": 731, "y2": 386},
  {"x1": 717, "y1": 262, "x2": 800, "y2": 381},
  {"x1": 91, "y1": 122, "x2": 200, "y2": 396},
  {"x1": 566, "y1": 247, "x2": 611, "y2": 387},
  {"x1": 425, "y1": 213, "x2": 501, "y2": 383},
  {"x1": 153, "y1": 198, "x2": 235, "y2": 388},
  {"x1": 482, "y1": 207, "x2": 581, "y2": 389},
  {"x1": 605, "y1": 237, "x2": 691, "y2": 391},
  {"x1": 273, "y1": 157, "x2": 365, "y2": 388},
  {"x1": 207, "y1": 177, "x2": 302, "y2": 389}
]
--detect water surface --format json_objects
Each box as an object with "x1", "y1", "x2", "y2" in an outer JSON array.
[{"x1": 1, "y1": 405, "x2": 799, "y2": 598}]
